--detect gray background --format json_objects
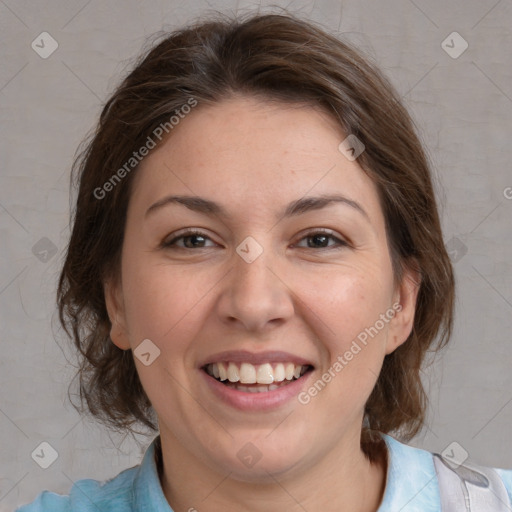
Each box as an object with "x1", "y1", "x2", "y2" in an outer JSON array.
[{"x1": 1, "y1": 0, "x2": 511, "y2": 510}]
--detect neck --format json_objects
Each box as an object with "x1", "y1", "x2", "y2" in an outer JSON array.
[{"x1": 157, "y1": 429, "x2": 388, "y2": 512}]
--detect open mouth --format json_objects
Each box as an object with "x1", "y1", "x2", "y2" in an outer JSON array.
[{"x1": 203, "y1": 361, "x2": 314, "y2": 393}]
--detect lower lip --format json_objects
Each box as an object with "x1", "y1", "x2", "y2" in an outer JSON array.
[{"x1": 200, "y1": 369, "x2": 313, "y2": 411}]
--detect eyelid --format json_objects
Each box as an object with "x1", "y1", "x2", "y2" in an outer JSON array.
[
  {"x1": 161, "y1": 227, "x2": 349, "y2": 250},
  {"x1": 162, "y1": 228, "x2": 220, "y2": 248},
  {"x1": 293, "y1": 228, "x2": 349, "y2": 248}
]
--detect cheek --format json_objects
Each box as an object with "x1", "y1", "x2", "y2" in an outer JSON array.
[
  {"x1": 120, "y1": 252, "x2": 216, "y2": 353},
  {"x1": 293, "y1": 262, "x2": 395, "y2": 410},
  {"x1": 295, "y1": 261, "x2": 393, "y2": 348}
]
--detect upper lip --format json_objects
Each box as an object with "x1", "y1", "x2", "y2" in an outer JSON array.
[{"x1": 199, "y1": 350, "x2": 315, "y2": 368}]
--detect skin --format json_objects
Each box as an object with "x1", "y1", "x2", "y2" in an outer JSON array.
[{"x1": 105, "y1": 95, "x2": 419, "y2": 512}]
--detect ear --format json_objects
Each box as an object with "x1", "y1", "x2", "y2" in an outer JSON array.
[
  {"x1": 104, "y1": 276, "x2": 131, "y2": 350},
  {"x1": 385, "y1": 261, "x2": 421, "y2": 355}
]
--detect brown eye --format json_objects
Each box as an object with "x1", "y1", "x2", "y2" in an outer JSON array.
[
  {"x1": 163, "y1": 230, "x2": 217, "y2": 249},
  {"x1": 295, "y1": 230, "x2": 348, "y2": 249}
]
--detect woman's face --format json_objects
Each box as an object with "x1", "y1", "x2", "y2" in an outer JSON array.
[{"x1": 106, "y1": 95, "x2": 418, "y2": 481}]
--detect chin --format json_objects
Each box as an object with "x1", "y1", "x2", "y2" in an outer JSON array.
[{"x1": 202, "y1": 437, "x2": 308, "y2": 483}]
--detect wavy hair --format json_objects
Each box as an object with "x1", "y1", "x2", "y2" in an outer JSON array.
[{"x1": 57, "y1": 11, "x2": 455, "y2": 462}]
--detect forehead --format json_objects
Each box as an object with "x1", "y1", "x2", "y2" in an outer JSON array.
[{"x1": 130, "y1": 96, "x2": 382, "y2": 224}]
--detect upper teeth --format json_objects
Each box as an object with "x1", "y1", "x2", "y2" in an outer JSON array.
[{"x1": 207, "y1": 362, "x2": 306, "y2": 384}]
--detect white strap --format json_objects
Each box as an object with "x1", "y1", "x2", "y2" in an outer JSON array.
[{"x1": 433, "y1": 453, "x2": 512, "y2": 511}]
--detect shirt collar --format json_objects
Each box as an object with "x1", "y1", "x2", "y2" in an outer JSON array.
[
  {"x1": 378, "y1": 433, "x2": 440, "y2": 511},
  {"x1": 133, "y1": 435, "x2": 174, "y2": 511},
  {"x1": 132, "y1": 433, "x2": 441, "y2": 511}
]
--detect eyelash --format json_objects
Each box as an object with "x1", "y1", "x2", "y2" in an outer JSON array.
[{"x1": 162, "y1": 229, "x2": 349, "y2": 250}]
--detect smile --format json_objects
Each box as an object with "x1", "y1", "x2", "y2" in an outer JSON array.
[
  {"x1": 199, "y1": 350, "x2": 315, "y2": 409},
  {"x1": 204, "y1": 362, "x2": 311, "y2": 392}
]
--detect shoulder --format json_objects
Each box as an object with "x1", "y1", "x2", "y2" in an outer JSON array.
[
  {"x1": 15, "y1": 465, "x2": 139, "y2": 512},
  {"x1": 379, "y1": 433, "x2": 512, "y2": 511},
  {"x1": 379, "y1": 433, "x2": 440, "y2": 511},
  {"x1": 495, "y1": 467, "x2": 512, "y2": 502},
  {"x1": 15, "y1": 437, "x2": 167, "y2": 512}
]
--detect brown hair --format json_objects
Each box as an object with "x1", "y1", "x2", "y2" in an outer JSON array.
[{"x1": 57, "y1": 10, "x2": 454, "y2": 461}]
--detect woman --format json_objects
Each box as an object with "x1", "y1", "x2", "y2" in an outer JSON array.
[{"x1": 17, "y1": 11, "x2": 512, "y2": 512}]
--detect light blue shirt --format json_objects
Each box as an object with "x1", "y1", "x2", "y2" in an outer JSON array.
[{"x1": 16, "y1": 434, "x2": 512, "y2": 511}]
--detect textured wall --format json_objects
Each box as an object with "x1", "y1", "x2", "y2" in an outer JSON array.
[{"x1": 1, "y1": 0, "x2": 511, "y2": 510}]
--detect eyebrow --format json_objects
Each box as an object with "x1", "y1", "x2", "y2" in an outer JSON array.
[{"x1": 145, "y1": 193, "x2": 370, "y2": 222}]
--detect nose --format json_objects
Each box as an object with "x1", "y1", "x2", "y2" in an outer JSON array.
[{"x1": 215, "y1": 244, "x2": 295, "y2": 333}]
